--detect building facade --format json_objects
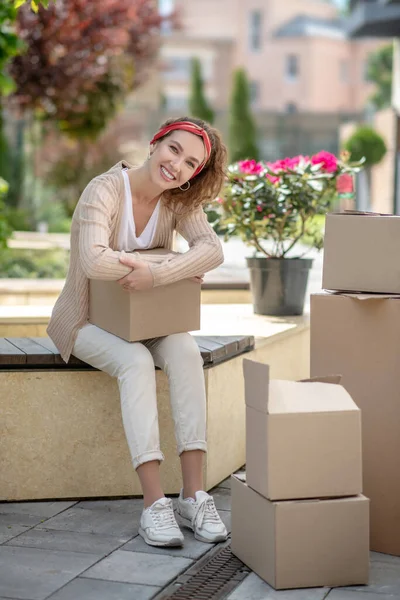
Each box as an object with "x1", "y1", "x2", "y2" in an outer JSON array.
[{"x1": 161, "y1": 0, "x2": 383, "y2": 115}]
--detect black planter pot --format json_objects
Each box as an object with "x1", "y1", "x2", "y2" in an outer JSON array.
[{"x1": 246, "y1": 257, "x2": 313, "y2": 316}]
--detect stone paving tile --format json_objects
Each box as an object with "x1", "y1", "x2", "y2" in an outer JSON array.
[
  {"x1": 83, "y1": 549, "x2": 192, "y2": 587},
  {"x1": 0, "y1": 501, "x2": 77, "y2": 518},
  {"x1": 37, "y1": 506, "x2": 139, "y2": 538},
  {"x1": 217, "y1": 477, "x2": 232, "y2": 490},
  {"x1": 5, "y1": 528, "x2": 127, "y2": 555},
  {"x1": 327, "y1": 590, "x2": 399, "y2": 599},
  {"x1": 0, "y1": 513, "x2": 46, "y2": 528},
  {"x1": 210, "y1": 487, "x2": 232, "y2": 511},
  {"x1": 46, "y1": 578, "x2": 159, "y2": 600},
  {"x1": 226, "y1": 573, "x2": 329, "y2": 599},
  {"x1": 0, "y1": 512, "x2": 44, "y2": 545},
  {"x1": 0, "y1": 546, "x2": 101, "y2": 600},
  {"x1": 340, "y1": 552, "x2": 400, "y2": 596},
  {"x1": 122, "y1": 530, "x2": 214, "y2": 560},
  {"x1": 76, "y1": 498, "x2": 143, "y2": 514},
  {"x1": 0, "y1": 523, "x2": 31, "y2": 544}
]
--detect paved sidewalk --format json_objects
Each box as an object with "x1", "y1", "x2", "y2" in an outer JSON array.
[{"x1": 1, "y1": 474, "x2": 400, "y2": 600}]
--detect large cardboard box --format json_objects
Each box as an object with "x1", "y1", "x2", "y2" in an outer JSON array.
[
  {"x1": 243, "y1": 358, "x2": 362, "y2": 500},
  {"x1": 231, "y1": 474, "x2": 370, "y2": 590},
  {"x1": 89, "y1": 249, "x2": 201, "y2": 341},
  {"x1": 323, "y1": 212, "x2": 400, "y2": 293},
  {"x1": 311, "y1": 292, "x2": 400, "y2": 556}
]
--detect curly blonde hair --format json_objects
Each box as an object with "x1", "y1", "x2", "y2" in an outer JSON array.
[{"x1": 152, "y1": 116, "x2": 227, "y2": 216}]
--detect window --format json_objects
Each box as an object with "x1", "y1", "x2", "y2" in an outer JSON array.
[
  {"x1": 340, "y1": 59, "x2": 349, "y2": 83},
  {"x1": 286, "y1": 102, "x2": 298, "y2": 114},
  {"x1": 249, "y1": 81, "x2": 260, "y2": 105},
  {"x1": 249, "y1": 10, "x2": 262, "y2": 51},
  {"x1": 285, "y1": 54, "x2": 299, "y2": 81},
  {"x1": 164, "y1": 57, "x2": 190, "y2": 80},
  {"x1": 165, "y1": 96, "x2": 188, "y2": 111}
]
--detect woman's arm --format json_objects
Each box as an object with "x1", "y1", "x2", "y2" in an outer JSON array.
[
  {"x1": 149, "y1": 206, "x2": 224, "y2": 287},
  {"x1": 78, "y1": 178, "x2": 132, "y2": 280}
]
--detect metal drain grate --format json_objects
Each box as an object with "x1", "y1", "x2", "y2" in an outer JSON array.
[{"x1": 157, "y1": 543, "x2": 250, "y2": 600}]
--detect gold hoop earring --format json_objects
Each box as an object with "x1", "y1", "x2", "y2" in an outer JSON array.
[{"x1": 179, "y1": 181, "x2": 190, "y2": 191}]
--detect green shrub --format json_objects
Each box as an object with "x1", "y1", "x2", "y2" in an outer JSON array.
[
  {"x1": 0, "y1": 177, "x2": 12, "y2": 248},
  {"x1": 0, "y1": 248, "x2": 69, "y2": 278},
  {"x1": 343, "y1": 126, "x2": 387, "y2": 167}
]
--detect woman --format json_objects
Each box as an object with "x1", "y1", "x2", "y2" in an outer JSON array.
[{"x1": 47, "y1": 116, "x2": 228, "y2": 548}]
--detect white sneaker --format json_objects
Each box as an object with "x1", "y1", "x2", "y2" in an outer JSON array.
[
  {"x1": 176, "y1": 490, "x2": 228, "y2": 543},
  {"x1": 139, "y1": 497, "x2": 184, "y2": 547}
]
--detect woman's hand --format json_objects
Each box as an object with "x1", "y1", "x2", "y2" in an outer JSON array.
[{"x1": 118, "y1": 254, "x2": 154, "y2": 291}]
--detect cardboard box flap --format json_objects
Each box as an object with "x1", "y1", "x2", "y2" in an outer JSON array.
[
  {"x1": 268, "y1": 380, "x2": 358, "y2": 415},
  {"x1": 129, "y1": 248, "x2": 179, "y2": 264},
  {"x1": 320, "y1": 291, "x2": 400, "y2": 300},
  {"x1": 243, "y1": 359, "x2": 270, "y2": 413},
  {"x1": 300, "y1": 375, "x2": 342, "y2": 384},
  {"x1": 329, "y1": 210, "x2": 397, "y2": 217}
]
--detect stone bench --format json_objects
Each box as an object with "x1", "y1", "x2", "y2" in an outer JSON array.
[{"x1": 1, "y1": 335, "x2": 254, "y2": 501}]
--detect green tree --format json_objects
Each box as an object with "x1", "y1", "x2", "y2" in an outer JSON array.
[
  {"x1": 189, "y1": 57, "x2": 214, "y2": 124},
  {"x1": 0, "y1": 1, "x2": 53, "y2": 97},
  {"x1": 343, "y1": 125, "x2": 387, "y2": 167},
  {"x1": 366, "y1": 43, "x2": 393, "y2": 109},
  {"x1": 228, "y1": 68, "x2": 259, "y2": 162},
  {"x1": 0, "y1": 0, "x2": 53, "y2": 246},
  {"x1": 343, "y1": 125, "x2": 387, "y2": 210}
]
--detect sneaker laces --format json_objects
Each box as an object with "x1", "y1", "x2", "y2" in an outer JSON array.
[
  {"x1": 149, "y1": 500, "x2": 177, "y2": 530},
  {"x1": 193, "y1": 497, "x2": 221, "y2": 530}
]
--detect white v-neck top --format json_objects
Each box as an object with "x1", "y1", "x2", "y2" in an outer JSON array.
[{"x1": 117, "y1": 168, "x2": 160, "y2": 251}]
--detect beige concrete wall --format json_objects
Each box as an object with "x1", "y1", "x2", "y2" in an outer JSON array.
[{"x1": 1, "y1": 323, "x2": 310, "y2": 501}]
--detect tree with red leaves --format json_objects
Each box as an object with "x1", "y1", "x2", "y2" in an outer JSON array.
[{"x1": 9, "y1": 0, "x2": 172, "y2": 139}]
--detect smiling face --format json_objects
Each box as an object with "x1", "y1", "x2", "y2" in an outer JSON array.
[{"x1": 148, "y1": 130, "x2": 206, "y2": 190}]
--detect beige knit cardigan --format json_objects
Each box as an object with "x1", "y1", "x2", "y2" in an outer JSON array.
[{"x1": 47, "y1": 161, "x2": 224, "y2": 362}]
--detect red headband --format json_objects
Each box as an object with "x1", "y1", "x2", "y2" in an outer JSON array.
[{"x1": 150, "y1": 121, "x2": 212, "y2": 178}]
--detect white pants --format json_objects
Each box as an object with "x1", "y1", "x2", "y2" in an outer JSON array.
[{"x1": 72, "y1": 324, "x2": 207, "y2": 469}]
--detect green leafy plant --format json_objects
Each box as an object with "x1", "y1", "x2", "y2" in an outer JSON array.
[
  {"x1": 208, "y1": 151, "x2": 364, "y2": 258},
  {"x1": 366, "y1": 43, "x2": 393, "y2": 110}
]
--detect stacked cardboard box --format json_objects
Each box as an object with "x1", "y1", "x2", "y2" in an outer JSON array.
[
  {"x1": 231, "y1": 358, "x2": 370, "y2": 590},
  {"x1": 311, "y1": 211, "x2": 400, "y2": 557}
]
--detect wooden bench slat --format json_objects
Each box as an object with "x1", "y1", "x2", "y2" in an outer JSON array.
[
  {"x1": 31, "y1": 337, "x2": 66, "y2": 365},
  {"x1": 31, "y1": 337, "x2": 94, "y2": 368},
  {"x1": 5, "y1": 338, "x2": 55, "y2": 365},
  {"x1": 0, "y1": 335, "x2": 255, "y2": 369},
  {"x1": 193, "y1": 336, "x2": 228, "y2": 362},
  {"x1": 205, "y1": 335, "x2": 255, "y2": 355},
  {"x1": 0, "y1": 338, "x2": 27, "y2": 365}
]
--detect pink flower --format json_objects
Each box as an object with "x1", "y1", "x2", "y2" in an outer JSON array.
[
  {"x1": 238, "y1": 159, "x2": 264, "y2": 175},
  {"x1": 216, "y1": 197, "x2": 224, "y2": 204},
  {"x1": 256, "y1": 205, "x2": 263, "y2": 212},
  {"x1": 266, "y1": 173, "x2": 280, "y2": 184},
  {"x1": 311, "y1": 151, "x2": 337, "y2": 173}
]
